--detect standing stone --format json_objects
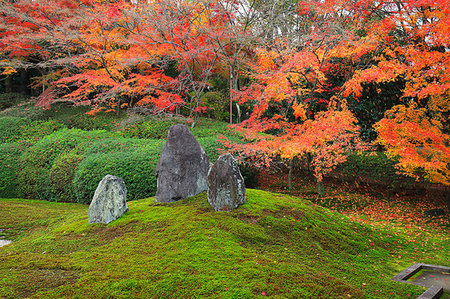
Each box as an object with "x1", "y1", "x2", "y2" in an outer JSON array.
[
  {"x1": 155, "y1": 124, "x2": 209, "y2": 202},
  {"x1": 208, "y1": 153, "x2": 246, "y2": 211},
  {"x1": 88, "y1": 175, "x2": 128, "y2": 224}
]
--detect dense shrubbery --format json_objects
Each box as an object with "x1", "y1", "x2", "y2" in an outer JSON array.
[
  {"x1": 0, "y1": 143, "x2": 24, "y2": 198},
  {"x1": 19, "y1": 120, "x2": 64, "y2": 143},
  {"x1": 0, "y1": 104, "x2": 428, "y2": 204},
  {"x1": 197, "y1": 137, "x2": 223, "y2": 163},
  {"x1": 120, "y1": 118, "x2": 179, "y2": 139},
  {"x1": 49, "y1": 152, "x2": 83, "y2": 202},
  {"x1": 335, "y1": 151, "x2": 419, "y2": 191},
  {"x1": 16, "y1": 129, "x2": 111, "y2": 200},
  {"x1": 0, "y1": 117, "x2": 31, "y2": 143},
  {"x1": 40, "y1": 102, "x2": 123, "y2": 131},
  {"x1": 73, "y1": 139, "x2": 164, "y2": 203},
  {"x1": 0, "y1": 111, "x2": 234, "y2": 203},
  {"x1": 0, "y1": 117, "x2": 64, "y2": 144},
  {"x1": 191, "y1": 118, "x2": 234, "y2": 138}
]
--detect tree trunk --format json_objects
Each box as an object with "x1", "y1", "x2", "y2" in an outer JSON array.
[
  {"x1": 288, "y1": 158, "x2": 293, "y2": 191},
  {"x1": 229, "y1": 63, "x2": 239, "y2": 124},
  {"x1": 446, "y1": 186, "x2": 450, "y2": 212},
  {"x1": 229, "y1": 66, "x2": 233, "y2": 124},
  {"x1": 5, "y1": 76, "x2": 12, "y2": 93},
  {"x1": 317, "y1": 179, "x2": 325, "y2": 197},
  {"x1": 19, "y1": 69, "x2": 29, "y2": 95}
]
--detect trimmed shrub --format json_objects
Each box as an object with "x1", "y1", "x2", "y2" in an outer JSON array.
[
  {"x1": 17, "y1": 128, "x2": 111, "y2": 200},
  {"x1": 197, "y1": 137, "x2": 223, "y2": 163},
  {"x1": 39, "y1": 102, "x2": 124, "y2": 131},
  {"x1": 335, "y1": 151, "x2": 419, "y2": 191},
  {"x1": 49, "y1": 152, "x2": 83, "y2": 202},
  {"x1": 0, "y1": 143, "x2": 25, "y2": 198},
  {"x1": 0, "y1": 100, "x2": 47, "y2": 120},
  {"x1": 19, "y1": 120, "x2": 65, "y2": 143},
  {"x1": 190, "y1": 118, "x2": 234, "y2": 138},
  {"x1": 73, "y1": 140, "x2": 164, "y2": 204},
  {"x1": 84, "y1": 138, "x2": 161, "y2": 156},
  {"x1": 0, "y1": 117, "x2": 31, "y2": 144},
  {"x1": 120, "y1": 119, "x2": 179, "y2": 139},
  {"x1": 0, "y1": 117, "x2": 64, "y2": 144}
]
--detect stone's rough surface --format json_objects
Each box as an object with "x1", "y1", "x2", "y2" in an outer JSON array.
[
  {"x1": 155, "y1": 124, "x2": 209, "y2": 202},
  {"x1": 208, "y1": 153, "x2": 246, "y2": 211},
  {"x1": 88, "y1": 175, "x2": 128, "y2": 224},
  {"x1": 0, "y1": 240, "x2": 12, "y2": 247}
]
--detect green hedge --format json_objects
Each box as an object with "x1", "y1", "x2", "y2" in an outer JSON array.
[
  {"x1": 197, "y1": 137, "x2": 224, "y2": 163},
  {"x1": 190, "y1": 118, "x2": 234, "y2": 138},
  {"x1": 38, "y1": 102, "x2": 124, "y2": 131},
  {"x1": 16, "y1": 129, "x2": 111, "y2": 200},
  {"x1": 0, "y1": 117, "x2": 31, "y2": 144},
  {"x1": 335, "y1": 151, "x2": 419, "y2": 191},
  {"x1": 0, "y1": 143, "x2": 26, "y2": 198},
  {"x1": 49, "y1": 152, "x2": 83, "y2": 202},
  {"x1": 0, "y1": 117, "x2": 64, "y2": 144},
  {"x1": 120, "y1": 119, "x2": 179, "y2": 139},
  {"x1": 73, "y1": 139, "x2": 164, "y2": 204}
]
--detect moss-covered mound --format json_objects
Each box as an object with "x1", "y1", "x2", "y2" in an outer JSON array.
[{"x1": 1, "y1": 190, "x2": 447, "y2": 298}]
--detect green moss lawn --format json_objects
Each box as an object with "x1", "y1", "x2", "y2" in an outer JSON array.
[{"x1": 1, "y1": 189, "x2": 448, "y2": 298}]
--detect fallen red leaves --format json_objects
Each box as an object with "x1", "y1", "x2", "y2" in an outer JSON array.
[{"x1": 256, "y1": 169, "x2": 449, "y2": 233}]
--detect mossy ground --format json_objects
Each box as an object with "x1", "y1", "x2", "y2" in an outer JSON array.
[{"x1": 1, "y1": 189, "x2": 448, "y2": 298}]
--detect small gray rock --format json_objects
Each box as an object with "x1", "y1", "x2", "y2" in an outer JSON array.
[
  {"x1": 155, "y1": 124, "x2": 209, "y2": 202},
  {"x1": 88, "y1": 175, "x2": 128, "y2": 224},
  {"x1": 208, "y1": 153, "x2": 246, "y2": 211}
]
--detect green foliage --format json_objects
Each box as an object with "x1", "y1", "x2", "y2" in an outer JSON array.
[
  {"x1": 19, "y1": 120, "x2": 65, "y2": 143},
  {"x1": 120, "y1": 118, "x2": 179, "y2": 139},
  {"x1": 0, "y1": 101, "x2": 123, "y2": 130},
  {"x1": 40, "y1": 102, "x2": 123, "y2": 131},
  {"x1": 190, "y1": 118, "x2": 233, "y2": 138},
  {"x1": 0, "y1": 93, "x2": 28, "y2": 110},
  {"x1": 201, "y1": 91, "x2": 229, "y2": 121},
  {"x1": 84, "y1": 138, "x2": 161, "y2": 156},
  {"x1": 73, "y1": 138, "x2": 164, "y2": 204},
  {"x1": 197, "y1": 137, "x2": 223, "y2": 163},
  {"x1": 347, "y1": 80, "x2": 405, "y2": 141},
  {"x1": 16, "y1": 129, "x2": 111, "y2": 200},
  {"x1": 0, "y1": 117, "x2": 31, "y2": 143},
  {"x1": 0, "y1": 143, "x2": 25, "y2": 198},
  {"x1": 336, "y1": 151, "x2": 419, "y2": 191},
  {"x1": 49, "y1": 152, "x2": 83, "y2": 202},
  {"x1": 0, "y1": 117, "x2": 64, "y2": 144}
]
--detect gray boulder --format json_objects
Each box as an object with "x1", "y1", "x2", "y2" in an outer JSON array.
[
  {"x1": 155, "y1": 124, "x2": 209, "y2": 202},
  {"x1": 208, "y1": 153, "x2": 246, "y2": 211},
  {"x1": 88, "y1": 175, "x2": 128, "y2": 224}
]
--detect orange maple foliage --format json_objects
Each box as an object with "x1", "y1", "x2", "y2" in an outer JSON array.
[{"x1": 375, "y1": 103, "x2": 450, "y2": 186}]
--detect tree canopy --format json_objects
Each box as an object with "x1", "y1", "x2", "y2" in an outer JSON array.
[{"x1": 1, "y1": 0, "x2": 448, "y2": 188}]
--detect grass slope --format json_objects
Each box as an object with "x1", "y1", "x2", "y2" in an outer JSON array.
[{"x1": 1, "y1": 190, "x2": 447, "y2": 298}]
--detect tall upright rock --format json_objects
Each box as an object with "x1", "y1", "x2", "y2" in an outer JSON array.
[
  {"x1": 155, "y1": 124, "x2": 209, "y2": 202},
  {"x1": 208, "y1": 153, "x2": 246, "y2": 211},
  {"x1": 88, "y1": 175, "x2": 128, "y2": 224}
]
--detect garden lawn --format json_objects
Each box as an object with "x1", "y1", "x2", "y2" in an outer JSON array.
[{"x1": 1, "y1": 189, "x2": 448, "y2": 298}]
